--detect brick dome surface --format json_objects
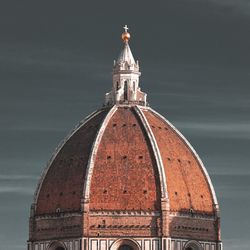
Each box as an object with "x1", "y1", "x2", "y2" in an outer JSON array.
[
  {"x1": 36, "y1": 109, "x2": 109, "y2": 214},
  {"x1": 35, "y1": 105, "x2": 215, "y2": 216},
  {"x1": 29, "y1": 29, "x2": 221, "y2": 248}
]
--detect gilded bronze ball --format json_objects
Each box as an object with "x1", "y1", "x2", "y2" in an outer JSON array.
[{"x1": 122, "y1": 32, "x2": 131, "y2": 42}]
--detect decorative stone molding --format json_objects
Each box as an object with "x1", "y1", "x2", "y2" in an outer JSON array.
[
  {"x1": 169, "y1": 211, "x2": 215, "y2": 220},
  {"x1": 35, "y1": 212, "x2": 82, "y2": 220},
  {"x1": 89, "y1": 210, "x2": 161, "y2": 217}
]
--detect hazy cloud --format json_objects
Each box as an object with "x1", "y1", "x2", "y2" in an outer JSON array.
[
  {"x1": 0, "y1": 174, "x2": 39, "y2": 181},
  {"x1": 174, "y1": 120, "x2": 250, "y2": 139},
  {"x1": 205, "y1": 0, "x2": 250, "y2": 16},
  {"x1": 0, "y1": 186, "x2": 34, "y2": 195}
]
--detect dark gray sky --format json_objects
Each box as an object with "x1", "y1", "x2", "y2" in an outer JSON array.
[{"x1": 0, "y1": 1, "x2": 250, "y2": 249}]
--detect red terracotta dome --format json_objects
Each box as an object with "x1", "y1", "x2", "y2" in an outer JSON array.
[
  {"x1": 35, "y1": 106, "x2": 217, "y2": 215},
  {"x1": 29, "y1": 27, "x2": 222, "y2": 250}
]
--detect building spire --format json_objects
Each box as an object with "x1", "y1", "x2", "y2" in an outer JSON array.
[
  {"x1": 105, "y1": 26, "x2": 147, "y2": 106},
  {"x1": 117, "y1": 25, "x2": 135, "y2": 64},
  {"x1": 121, "y1": 25, "x2": 130, "y2": 43}
]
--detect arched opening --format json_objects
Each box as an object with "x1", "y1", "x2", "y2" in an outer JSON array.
[
  {"x1": 48, "y1": 241, "x2": 66, "y2": 250},
  {"x1": 133, "y1": 81, "x2": 136, "y2": 91},
  {"x1": 184, "y1": 240, "x2": 202, "y2": 250},
  {"x1": 118, "y1": 245, "x2": 134, "y2": 250},
  {"x1": 110, "y1": 238, "x2": 140, "y2": 250},
  {"x1": 124, "y1": 81, "x2": 128, "y2": 100}
]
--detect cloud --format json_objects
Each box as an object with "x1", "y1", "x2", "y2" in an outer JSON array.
[
  {"x1": 174, "y1": 120, "x2": 250, "y2": 139},
  {"x1": 0, "y1": 174, "x2": 39, "y2": 181},
  {"x1": 0, "y1": 186, "x2": 34, "y2": 195},
  {"x1": 0, "y1": 175, "x2": 37, "y2": 195},
  {"x1": 223, "y1": 238, "x2": 250, "y2": 250},
  {"x1": 0, "y1": 41, "x2": 108, "y2": 72},
  {"x1": 201, "y1": 0, "x2": 250, "y2": 16},
  {"x1": 211, "y1": 174, "x2": 250, "y2": 199}
]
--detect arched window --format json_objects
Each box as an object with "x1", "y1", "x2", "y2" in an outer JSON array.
[
  {"x1": 116, "y1": 81, "x2": 119, "y2": 91},
  {"x1": 110, "y1": 238, "x2": 139, "y2": 250},
  {"x1": 124, "y1": 81, "x2": 128, "y2": 100},
  {"x1": 118, "y1": 245, "x2": 134, "y2": 250},
  {"x1": 48, "y1": 241, "x2": 66, "y2": 250},
  {"x1": 184, "y1": 240, "x2": 202, "y2": 250}
]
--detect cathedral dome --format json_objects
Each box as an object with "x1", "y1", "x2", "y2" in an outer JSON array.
[
  {"x1": 35, "y1": 105, "x2": 217, "y2": 215},
  {"x1": 29, "y1": 26, "x2": 221, "y2": 250}
]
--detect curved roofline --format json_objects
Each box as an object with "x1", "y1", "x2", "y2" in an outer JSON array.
[
  {"x1": 33, "y1": 109, "x2": 104, "y2": 205},
  {"x1": 134, "y1": 106, "x2": 168, "y2": 200},
  {"x1": 149, "y1": 107, "x2": 219, "y2": 211},
  {"x1": 82, "y1": 105, "x2": 118, "y2": 202}
]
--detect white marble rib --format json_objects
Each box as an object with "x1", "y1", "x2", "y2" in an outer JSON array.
[
  {"x1": 33, "y1": 109, "x2": 103, "y2": 205},
  {"x1": 82, "y1": 105, "x2": 118, "y2": 201},
  {"x1": 149, "y1": 107, "x2": 219, "y2": 208},
  {"x1": 134, "y1": 105, "x2": 168, "y2": 199}
]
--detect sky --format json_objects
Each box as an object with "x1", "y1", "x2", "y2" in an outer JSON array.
[{"x1": 0, "y1": 0, "x2": 250, "y2": 249}]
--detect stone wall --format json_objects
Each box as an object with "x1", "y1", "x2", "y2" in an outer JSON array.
[{"x1": 30, "y1": 213, "x2": 82, "y2": 241}]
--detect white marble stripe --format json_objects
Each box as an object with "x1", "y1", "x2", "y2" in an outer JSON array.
[
  {"x1": 82, "y1": 105, "x2": 117, "y2": 201},
  {"x1": 33, "y1": 109, "x2": 103, "y2": 205},
  {"x1": 33, "y1": 109, "x2": 103, "y2": 204},
  {"x1": 149, "y1": 107, "x2": 219, "y2": 209},
  {"x1": 134, "y1": 105, "x2": 168, "y2": 199}
]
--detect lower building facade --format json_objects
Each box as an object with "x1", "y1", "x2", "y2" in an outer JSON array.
[{"x1": 28, "y1": 237, "x2": 223, "y2": 250}]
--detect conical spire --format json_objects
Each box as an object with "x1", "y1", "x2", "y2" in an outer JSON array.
[
  {"x1": 116, "y1": 42, "x2": 135, "y2": 65},
  {"x1": 114, "y1": 25, "x2": 137, "y2": 68},
  {"x1": 105, "y1": 25, "x2": 147, "y2": 106}
]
